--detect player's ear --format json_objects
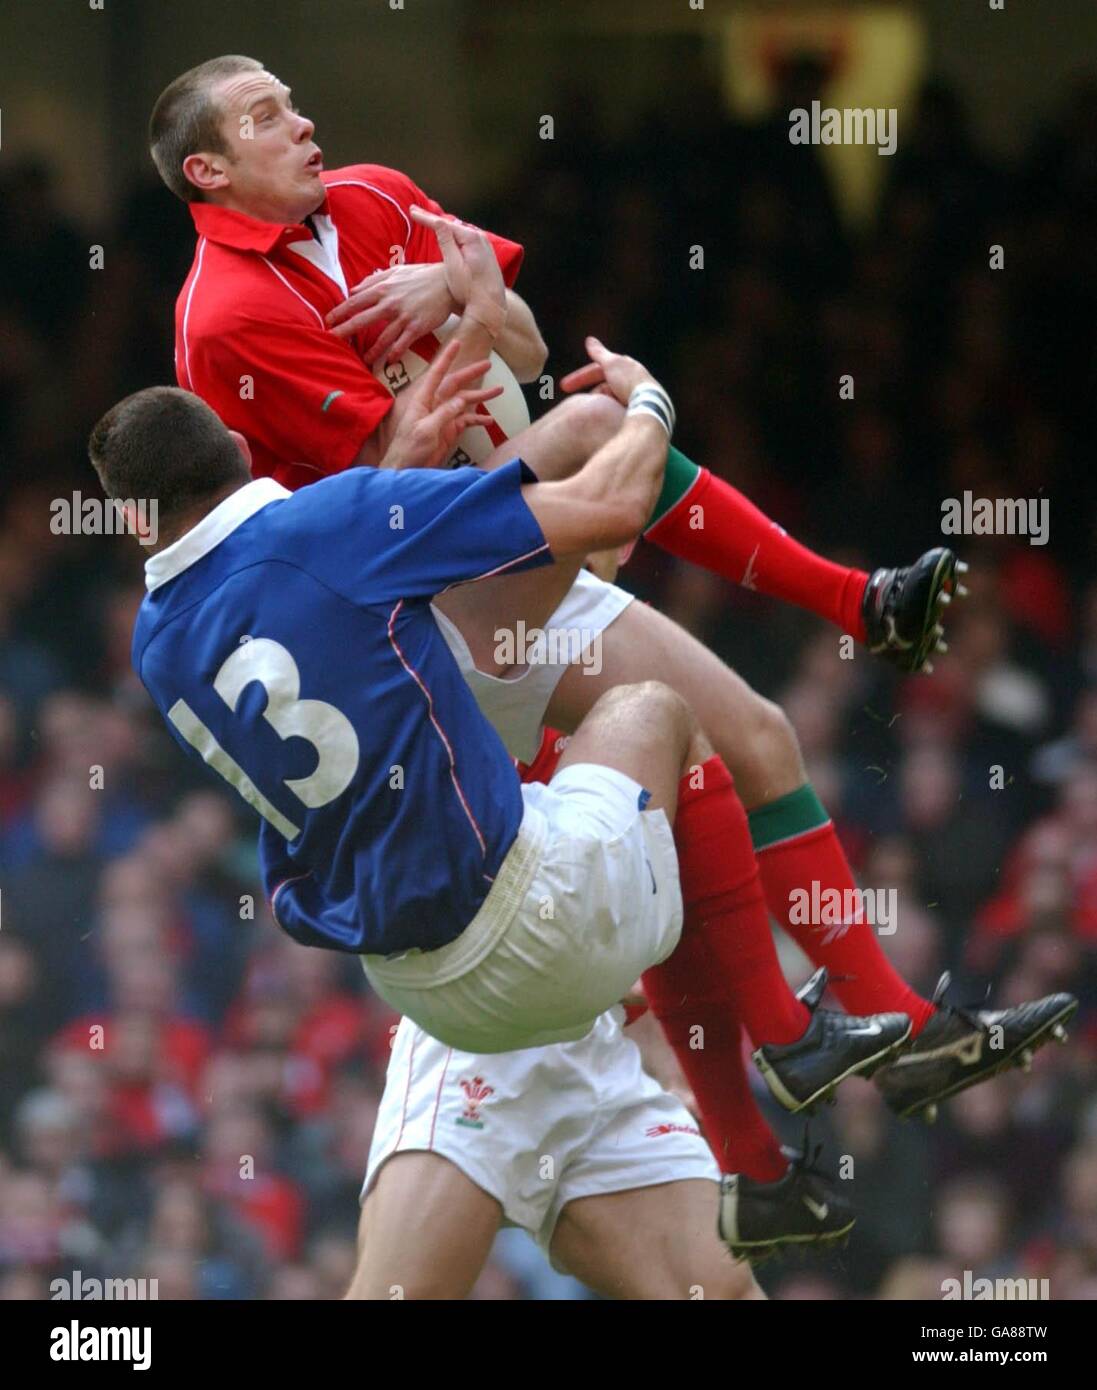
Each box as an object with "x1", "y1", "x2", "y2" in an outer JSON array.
[
  {"x1": 227, "y1": 430, "x2": 252, "y2": 471},
  {"x1": 117, "y1": 500, "x2": 156, "y2": 547},
  {"x1": 181, "y1": 151, "x2": 230, "y2": 197}
]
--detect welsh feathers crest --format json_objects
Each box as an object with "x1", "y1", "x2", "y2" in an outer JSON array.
[{"x1": 456, "y1": 1075, "x2": 494, "y2": 1129}]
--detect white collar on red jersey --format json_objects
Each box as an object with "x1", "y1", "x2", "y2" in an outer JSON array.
[{"x1": 285, "y1": 212, "x2": 348, "y2": 295}]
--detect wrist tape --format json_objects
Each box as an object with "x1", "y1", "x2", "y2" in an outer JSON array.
[{"x1": 627, "y1": 383, "x2": 675, "y2": 438}]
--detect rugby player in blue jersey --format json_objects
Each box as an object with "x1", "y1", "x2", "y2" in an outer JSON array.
[{"x1": 92, "y1": 329, "x2": 907, "y2": 1065}]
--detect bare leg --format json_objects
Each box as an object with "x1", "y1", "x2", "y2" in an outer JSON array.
[
  {"x1": 435, "y1": 558, "x2": 585, "y2": 674},
  {"x1": 552, "y1": 680, "x2": 713, "y2": 822},
  {"x1": 548, "y1": 602, "x2": 935, "y2": 1030},
  {"x1": 550, "y1": 1180, "x2": 764, "y2": 1301},
  {"x1": 346, "y1": 1152, "x2": 502, "y2": 1300},
  {"x1": 548, "y1": 600, "x2": 805, "y2": 811}
]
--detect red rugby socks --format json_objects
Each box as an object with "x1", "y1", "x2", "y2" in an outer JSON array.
[
  {"x1": 638, "y1": 967, "x2": 789, "y2": 1181},
  {"x1": 749, "y1": 785, "x2": 935, "y2": 1037},
  {"x1": 641, "y1": 758, "x2": 809, "y2": 1176},
  {"x1": 645, "y1": 452, "x2": 869, "y2": 642}
]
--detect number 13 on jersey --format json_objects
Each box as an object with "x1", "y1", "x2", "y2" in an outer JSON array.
[{"x1": 167, "y1": 636, "x2": 359, "y2": 840}]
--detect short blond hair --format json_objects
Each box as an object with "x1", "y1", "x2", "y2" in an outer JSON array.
[{"x1": 149, "y1": 55, "x2": 263, "y2": 202}]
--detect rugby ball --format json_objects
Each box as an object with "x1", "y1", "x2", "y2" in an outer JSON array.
[{"x1": 372, "y1": 313, "x2": 530, "y2": 467}]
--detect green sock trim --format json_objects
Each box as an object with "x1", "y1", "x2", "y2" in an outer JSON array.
[
  {"x1": 646, "y1": 446, "x2": 701, "y2": 530},
  {"x1": 748, "y1": 783, "x2": 830, "y2": 852}
]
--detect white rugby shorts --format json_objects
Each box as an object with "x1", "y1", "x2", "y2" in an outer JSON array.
[
  {"x1": 362, "y1": 1008, "x2": 719, "y2": 1254},
  {"x1": 430, "y1": 567, "x2": 634, "y2": 763},
  {"x1": 361, "y1": 763, "x2": 682, "y2": 1054}
]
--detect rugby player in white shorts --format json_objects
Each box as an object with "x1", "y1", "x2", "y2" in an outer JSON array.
[
  {"x1": 353, "y1": 1003, "x2": 763, "y2": 1301},
  {"x1": 350, "y1": 725, "x2": 851, "y2": 1300},
  {"x1": 97, "y1": 351, "x2": 901, "y2": 1302}
]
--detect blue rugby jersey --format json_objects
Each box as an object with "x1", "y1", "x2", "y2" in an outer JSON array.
[{"x1": 133, "y1": 461, "x2": 551, "y2": 955}]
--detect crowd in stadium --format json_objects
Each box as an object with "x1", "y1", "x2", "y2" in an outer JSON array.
[{"x1": 0, "y1": 68, "x2": 1095, "y2": 1299}]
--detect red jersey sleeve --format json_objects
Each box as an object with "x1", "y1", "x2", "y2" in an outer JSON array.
[
  {"x1": 186, "y1": 309, "x2": 393, "y2": 487},
  {"x1": 350, "y1": 164, "x2": 524, "y2": 288}
]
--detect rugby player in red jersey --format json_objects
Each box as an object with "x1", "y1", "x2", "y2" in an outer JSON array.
[{"x1": 149, "y1": 57, "x2": 1077, "y2": 1186}]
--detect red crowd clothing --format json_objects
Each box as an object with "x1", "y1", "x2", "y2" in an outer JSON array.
[
  {"x1": 52, "y1": 1014, "x2": 211, "y2": 1097},
  {"x1": 174, "y1": 164, "x2": 524, "y2": 492}
]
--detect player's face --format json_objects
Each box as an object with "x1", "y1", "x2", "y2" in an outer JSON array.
[{"x1": 209, "y1": 70, "x2": 325, "y2": 223}]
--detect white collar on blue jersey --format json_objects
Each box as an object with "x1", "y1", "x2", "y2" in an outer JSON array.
[{"x1": 144, "y1": 476, "x2": 290, "y2": 593}]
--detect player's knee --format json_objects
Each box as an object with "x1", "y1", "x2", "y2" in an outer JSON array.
[
  {"x1": 685, "y1": 725, "x2": 715, "y2": 768},
  {"x1": 743, "y1": 691, "x2": 804, "y2": 786},
  {"x1": 635, "y1": 680, "x2": 698, "y2": 768},
  {"x1": 620, "y1": 680, "x2": 694, "y2": 742},
  {"x1": 557, "y1": 390, "x2": 624, "y2": 451}
]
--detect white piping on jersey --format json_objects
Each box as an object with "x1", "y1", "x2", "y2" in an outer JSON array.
[
  {"x1": 386, "y1": 598, "x2": 488, "y2": 858},
  {"x1": 179, "y1": 236, "x2": 208, "y2": 391},
  {"x1": 437, "y1": 541, "x2": 551, "y2": 596},
  {"x1": 278, "y1": 458, "x2": 328, "y2": 479},
  {"x1": 324, "y1": 179, "x2": 412, "y2": 248},
  {"x1": 269, "y1": 872, "x2": 312, "y2": 931},
  {"x1": 259, "y1": 257, "x2": 326, "y2": 326},
  {"x1": 185, "y1": 184, "x2": 415, "y2": 387}
]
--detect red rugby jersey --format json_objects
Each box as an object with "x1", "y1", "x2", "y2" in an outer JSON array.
[{"x1": 174, "y1": 164, "x2": 524, "y2": 492}]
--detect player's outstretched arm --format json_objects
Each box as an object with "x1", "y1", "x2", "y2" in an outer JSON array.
[
  {"x1": 520, "y1": 336, "x2": 672, "y2": 558},
  {"x1": 493, "y1": 288, "x2": 546, "y2": 383}
]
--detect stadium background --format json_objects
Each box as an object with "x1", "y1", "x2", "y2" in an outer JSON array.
[{"x1": 1, "y1": 0, "x2": 1096, "y2": 1299}]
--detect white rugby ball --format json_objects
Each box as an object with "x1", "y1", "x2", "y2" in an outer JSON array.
[{"x1": 373, "y1": 314, "x2": 530, "y2": 467}]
